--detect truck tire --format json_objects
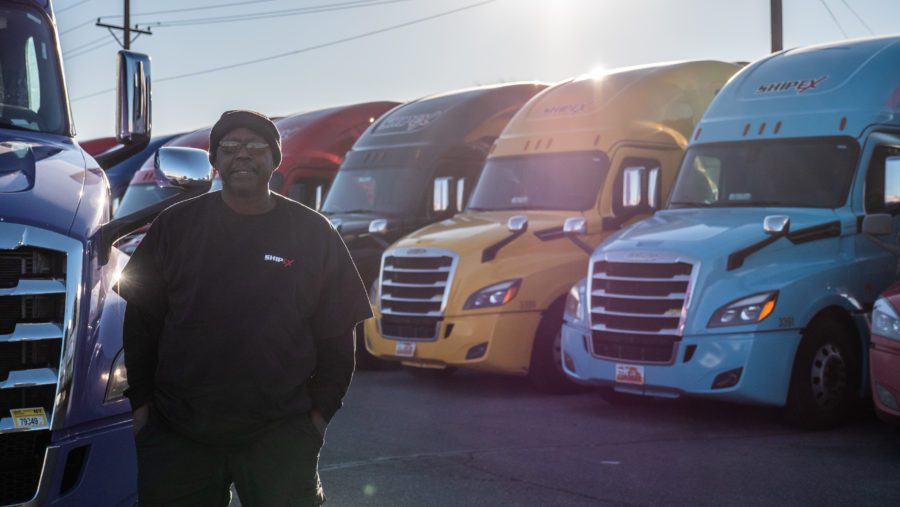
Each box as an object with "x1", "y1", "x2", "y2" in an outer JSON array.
[
  {"x1": 784, "y1": 316, "x2": 860, "y2": 430},
  {"x1": 529, "y1": 300, "x2": 585, "y2": 394}
]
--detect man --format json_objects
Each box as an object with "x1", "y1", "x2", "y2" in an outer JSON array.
[{"x1": 120, "y1": 110, "x2": 371, "y2": 506}]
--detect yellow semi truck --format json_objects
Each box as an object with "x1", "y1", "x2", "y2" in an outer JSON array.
[{"x1": 365, "y1": 61, "x2": 741, "y2": 390}]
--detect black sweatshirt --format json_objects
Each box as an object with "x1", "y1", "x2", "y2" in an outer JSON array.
[{"x1": 120, "y1": 192, "x2": 371, "y2": 445}]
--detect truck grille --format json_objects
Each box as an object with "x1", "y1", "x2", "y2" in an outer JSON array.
[
  {"x1": 0, "y1": 242, "x2": 68, "y2": 505},
  {"x1": 378, "y1": 248, "x2": 458, "y2": 341},
  {"x1": 0, "y1": 248, "x2": 65, "y2": 289},
  {"x1": 0, "y1": 431, "x2": 51, "y2": 505},
  {"x1": 589, "y1": 259, "x2": 694, "y2": 364}
]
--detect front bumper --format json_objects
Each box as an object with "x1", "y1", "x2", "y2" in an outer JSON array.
[
  {"x1": 365, "y1": 311, "x2": 543, "y2": 375},
  {"x1": 870, "y1": 334, "x2": 900, "y2": 425},
  {"x1": 16, "y1": 418, "x2": 136, "y2": 507},
  {"x1": 560, "y1": 321, "x2": 802, "y2": 407}
]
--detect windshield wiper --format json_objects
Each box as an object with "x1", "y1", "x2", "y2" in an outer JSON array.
[
  {"x1": 724, "y1": 200, "x2": 790, "y2": 207},
  {"x1": 333, "y1": 209, "x2": 375, "y2": 214},
  {"x1": 669, "y1": 201, "x2": 717, "y2": 208}
]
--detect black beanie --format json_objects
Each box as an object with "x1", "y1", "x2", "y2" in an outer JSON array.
[{"x1": 208, "y1": 110, "x2": 282, "y2": 168}]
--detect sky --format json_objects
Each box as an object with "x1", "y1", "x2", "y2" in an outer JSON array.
[{"x1": 54, "y1": 0, "x2": 900, "y2": 140}]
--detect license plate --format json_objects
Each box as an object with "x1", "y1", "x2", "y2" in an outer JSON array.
[
  {"x1": 10, "y1": 407, "x2": 49, "y2": 429},
  {"x1": 615, "y1": 364, "x2": 645, "y2": 385},
  {"x1": 395, "y1": 341, "x2": 416, "y2": 358}
]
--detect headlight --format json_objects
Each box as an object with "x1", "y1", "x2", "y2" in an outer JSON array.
[
  {"x1": 565, "y1": 278, "x2": 587, "y2": 322},
  {"x1": 872, "y1": 297, "x2": 900, "y2": 340},
  {"x1": 463, "y1": 279, "x2": 521, "y2": 310},
  {"x1": 708, "y1": 291, "x2": 778, "y2": 328},
  {"x1": 105, "y1": 348, "x2": 129, "y2": 402}
]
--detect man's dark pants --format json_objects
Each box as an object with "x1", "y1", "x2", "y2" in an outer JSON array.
[{"x1": 135, "y1": 408, "x2": 326, "y2": 506}]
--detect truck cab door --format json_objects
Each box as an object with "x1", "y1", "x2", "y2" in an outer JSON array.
[
  {"x1": 601, "y1": 146, "x2": 682, "y2": 231},
  {"x1": 857, "y1": 138, "x2": 900, "y2": 304}
]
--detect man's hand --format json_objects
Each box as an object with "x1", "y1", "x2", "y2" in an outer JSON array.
[
  {"x1": 132, "y1": 404, "x2": 150, "y2": 436},
  {"x1": 310, "y1": 409, "x2": 327, "y2": 438}
]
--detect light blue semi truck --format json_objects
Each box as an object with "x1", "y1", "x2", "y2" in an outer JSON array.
[{"x1": 561, "y1": 36, "x2": 900, "y2": 429}]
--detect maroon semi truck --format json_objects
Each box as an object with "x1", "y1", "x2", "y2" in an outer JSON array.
[{"x1": 113, "y1": 101, "x2": 399, "y2": 253}]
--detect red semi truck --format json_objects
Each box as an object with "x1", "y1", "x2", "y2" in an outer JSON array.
[{"x1": 116, "y1": 102, "x2": 399, "y2": 228}]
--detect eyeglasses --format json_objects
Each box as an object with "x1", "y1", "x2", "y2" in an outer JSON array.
[{"x1": 218, "y1": 140, "x2": 270, "y2": 156}]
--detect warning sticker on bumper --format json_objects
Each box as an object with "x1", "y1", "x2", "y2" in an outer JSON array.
[{"x1": 615, "y1": 364, "x2": 645, "y2": 385}]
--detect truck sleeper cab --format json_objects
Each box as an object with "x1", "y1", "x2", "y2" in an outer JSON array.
[
  {"x1": 321, "y1": 83, "x2": 547, "y2": 364},
  {"x1": 564, "y1": 35, "x2": 900, "y2": 429},
  {"x1": 365, "y1": 61, "x2": 740, "y2": 391}
]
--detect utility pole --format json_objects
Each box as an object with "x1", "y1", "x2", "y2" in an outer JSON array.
[
  {"x1": 96, "y1": 0, "x2": 151, "y2": 50},
  {"x1": 771, "y1": 0, "x2": 783, "y2": 53}
]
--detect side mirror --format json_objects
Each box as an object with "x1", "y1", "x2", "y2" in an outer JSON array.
[
  {"x1": 763, "y1": 215, "x2": 790, "y2": 236},
  {"x1": 456, "y1": 177, "x2": 466, "y2": 212},
  {"x1": 315, "y1": 185, "x2": 326, "y2": 211},
  {"x1": 507, "y1": 215, "x2": 528, "y2": 233},
  {"x1": 369, "y1": 219, "x2": 388, "y2": 235},
  {"x1": 116, "y1": 51, "x2": 152, "y2": 143},
  {"x1": 863, "y1": 214, "x2": 892, "y2": 235},
  {"x1": 563, "y1": 217, "x2": 587, "y2": 236},
  {"x1": 330, "y1": 218, "x2": 343, "y2": 231},
  {"x1": 648, "y1": 167, "x2": 660, "y2": 209},
  {"x1": 433, "y1": 176, "x2": 452, "y2": 213},
  {"x1": 155, "y1": 147, "x2": 213, "y2": 189},
  {"x1": 622, "y1": 166, "x2": 644, "y2": 207}
]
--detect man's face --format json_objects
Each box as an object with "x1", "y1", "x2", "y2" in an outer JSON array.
[{"x1": 215, "y1": 127, "x2": 276, "y2": 197}]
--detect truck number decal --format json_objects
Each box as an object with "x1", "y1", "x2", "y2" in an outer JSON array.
[{"x1": 778, "y1": 317, "x2": 795, "y2": 328}]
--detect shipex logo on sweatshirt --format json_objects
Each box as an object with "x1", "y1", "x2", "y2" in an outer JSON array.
[{"x1": 264, "y1": 254, "x2": 294, "y2": 268}]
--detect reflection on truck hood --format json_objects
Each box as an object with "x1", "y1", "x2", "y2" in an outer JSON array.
[
  {"x1": 0, "y1": 130, "x2": 88, "y2": 237},
  {"x1": 603, "y1": 207, "x2": 841, "y2": 260},
  {"x1": 394, "y1": 210, "x2": 580, "y2": 256}
]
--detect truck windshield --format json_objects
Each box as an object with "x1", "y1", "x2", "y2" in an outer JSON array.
[
  {"x1": 467, "y1": 151, "x2": 608, "y2": 211},
  {"x1": 669, "y1": 138, "x2": 859, "y2": 209},
  {"x1": 322, "y1": 167, "x2": 423, "y2": 216},
  {"x1": 0, "y1": 6, "x2": 67, "y2": 135}
]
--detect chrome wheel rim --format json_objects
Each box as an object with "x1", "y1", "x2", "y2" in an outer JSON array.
[{"x1": 810, "y1": 343, "x2": 848, "y2": 410}]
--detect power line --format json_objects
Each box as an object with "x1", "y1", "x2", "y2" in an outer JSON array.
[
  {"x1": 72, "y1": 0, "x2": 497, "y2": 102},
  {"x1": 57, "y1": 0, "x2": 94, "y2": 14},
  {"x1": 126, "y1": 0, "x2": 319, "y2": 17},
  {"x1": 64, "y1": 0, "x2": 393, "y2": 37},
  {"x1": 62, "y1": 0, "x2": 404, "y2": 58},
  {"x1": 138, "y1": 0, "x2": 409, "y2": 29},
  {"x1": 839, "y1": 0, "x2": 875, "y2": 35},
  {"x1": 60, "y1": 18, "x2": 97, "y2": 36},
  {"x1": 64, "y1": 39, "x2": 115, "y2": 61},
  {"x1": 156, "y1": 0, "x2": 494, "y2": 82},
  {"x1": 62, "y1": 34, "x2": 108, "y2": 56},
  {"x1": 817, "y1": 0, "x2": 848, "y2": 37}
]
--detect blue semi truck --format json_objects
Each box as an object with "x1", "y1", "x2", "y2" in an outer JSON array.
[
  {"x1": 0, "y1": 2, "x2": 211, "y2": 504},
  {"x1": 561, "y1": 35, "x2": 900, "y2": 429}
]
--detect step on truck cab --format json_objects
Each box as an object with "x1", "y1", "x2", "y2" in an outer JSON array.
[
  {"x1": 0, "y1": 2, "x2": 213, "y2": 504},
  {"x1": 364, "y1": 62, "x2": 740, "y2": 389},
  {"x1": 320, "y1": 83, "x2": 547, "y2": 362},
  {"x1": 563, "y1": 36, "x2": 900, "y2": 428}
]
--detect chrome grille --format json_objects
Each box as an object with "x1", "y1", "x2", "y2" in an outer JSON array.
[
  {"x1": 378, "y1": 248, "x2": 458, "y2": 341},
  {"x1": 0, "y1": 248, "x2": 65, "y2": 289},
  {"x1": 0, "y1": 230, "x2": 73, "y2": 506},
  {"x1": 589, "y1": 258, "x2": 695, "y2": 363}
]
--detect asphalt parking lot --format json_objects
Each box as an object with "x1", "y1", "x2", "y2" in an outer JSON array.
[
  {"x1": 233, "y1": 370, "x2": 900, "y2": 507},
  {"x1": 236, "y1": 368, "x2": 900, "y2": 506}
]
